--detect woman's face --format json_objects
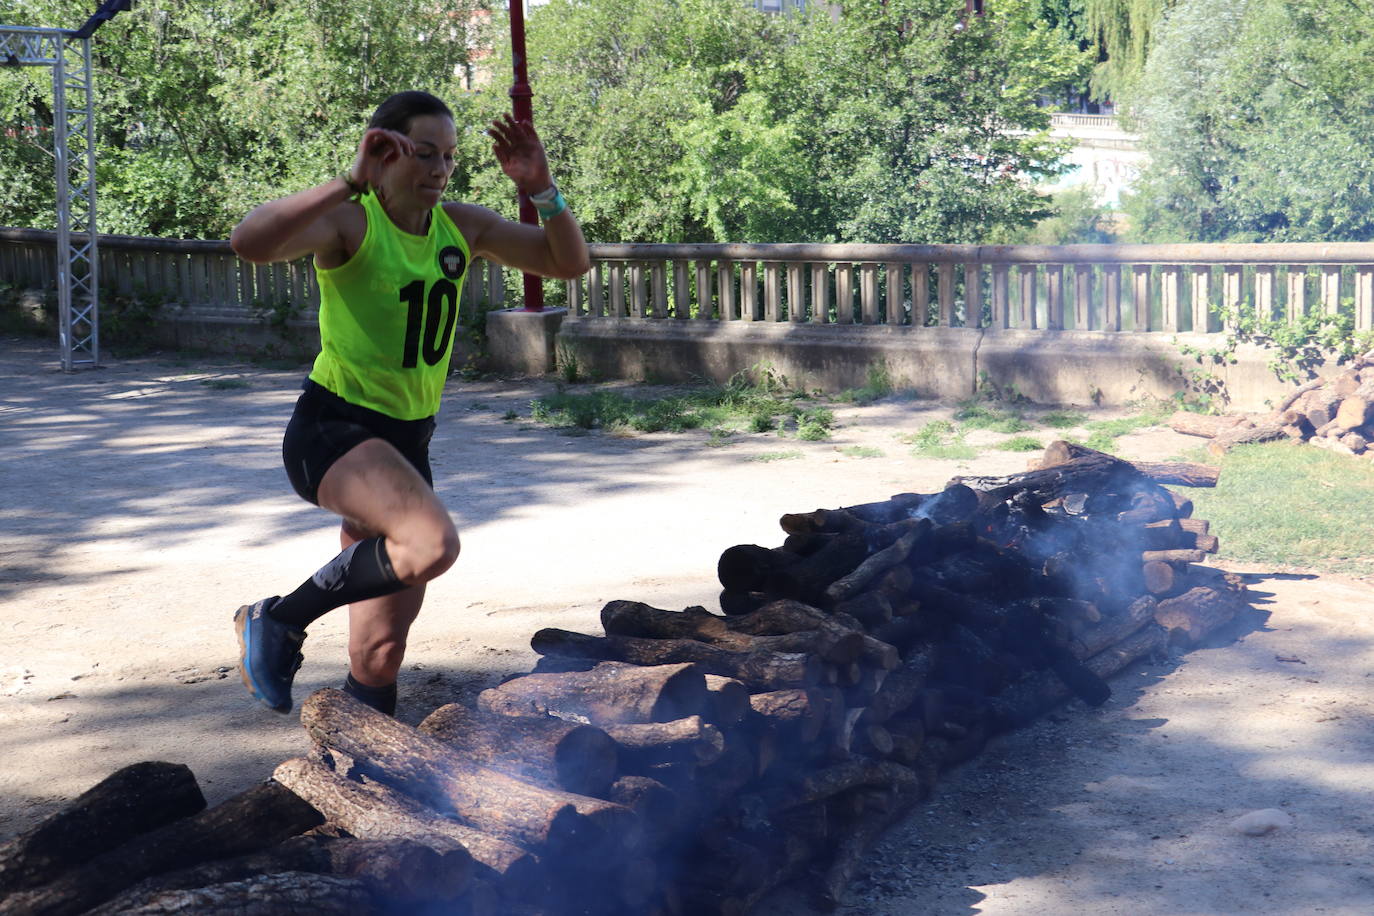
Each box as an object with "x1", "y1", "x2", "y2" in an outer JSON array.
[{"x1": 381, "y1": 114, "x2": 458, "y2": 209}]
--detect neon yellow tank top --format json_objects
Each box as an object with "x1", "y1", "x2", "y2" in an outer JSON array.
[{"x1": 309, "y1": 193, "x2": 471, "y2": 420}]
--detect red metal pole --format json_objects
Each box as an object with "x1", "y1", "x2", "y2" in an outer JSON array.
[{"x1": 508, "y1": 0, "x2": 544, "y2": 311}]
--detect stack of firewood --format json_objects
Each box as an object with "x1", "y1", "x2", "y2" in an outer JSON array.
[
  {"x1": 1174, "y1": 349, "x2": 1374, "y2": 458},
  {"x1": 0, "y1": 441, "x2": 1251, "y2": 916}
]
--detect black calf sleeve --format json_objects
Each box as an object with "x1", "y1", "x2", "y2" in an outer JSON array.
[
  {"x1": 343, "y1": 673, "x2": 397, "y2": 716},
  {"x1": 268, "y1": 536, "x2": 405, "y2": 629}
]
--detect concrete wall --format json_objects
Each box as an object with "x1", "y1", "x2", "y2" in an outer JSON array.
[{"x1": 488, "y1": 309, "x2": 1331, "y2": 411}]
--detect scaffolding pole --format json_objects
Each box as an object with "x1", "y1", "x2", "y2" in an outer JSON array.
[{"x1": 2, "y1": 25, "x2": 100, "y2": 370}]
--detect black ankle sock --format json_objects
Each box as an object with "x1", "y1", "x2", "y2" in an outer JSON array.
[
  {"x1": 268, "y1": 537, "x2": 405, "y2": 629},
  {"x1": 343, "y1": 673, "x2": 397, "y2": 716}
]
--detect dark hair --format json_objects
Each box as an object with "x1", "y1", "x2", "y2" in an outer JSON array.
[{"x1": 368, "y1": 91, "x2": 453, "y2": 134}]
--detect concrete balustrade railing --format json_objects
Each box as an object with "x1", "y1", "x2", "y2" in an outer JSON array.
[
  {"x1": 0, "y1": 228, "x2": 504, "y2": 357},
  {"x1": 571, "y1": 242, "x2": 1374, "y2": 333},
  {"x1": 6, "y1": 229, "x2": 1374, "y2": 408}
]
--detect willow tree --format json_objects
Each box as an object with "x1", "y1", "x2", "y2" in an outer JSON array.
[{"x1": 1083, "y1": 0, "x2": 1175, "y2": 102}]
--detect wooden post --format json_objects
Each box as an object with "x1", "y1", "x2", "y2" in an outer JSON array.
[
  {"x1": 1045, "y1": 264, "x2": 1064, "y2": 330},
  {"x1": 717, "y1": 259, "x2": 735, "y2": 320},
  {"x1": 1161, "y1": 264, "x2": 1183, "y2": 332},
  {"x1": 1073, "y1": 264, "x2": 1093, "y2": 330},
  {"x1": 1018, "y1": 265, "x2": 1037, "y2": 329},
  {"x1": 912, "y1": 262, "x2": 931, "y2": 326},
  {"x1": 694, "y1": 260, "x2": 712, "y2": 320},
  {"x1": 671, "y1": 260, "x2": 689, "y2": 319},
  {"x1": 964, "y1": 262, "x2": 982, "y2": 328},
  {"x1": 1356, "y1": 266, "x2": 1374, "y2": 331},
  {"x1": 990, "y1": 263, "x2": 1009, "y2": 328},
  {"x1": 1132, "y1": 264, "x2": 1151, "y2": 331},
  {"x1": 1190, "y1": 266, "x2": 1212, "y2": 333},
  {"x1": 834, "y1": 263, "x2": 853, "y2": 324},
  {"x1": 937, "y1": 262, "x2": 955, "y2": 327},
  {"x1": 886, "y1": 262, "x2": 905, "y2": 325},
  {"x1": 787, "y1": 263, "x2": 805, "y2": 322},
  {"x1": 588, "y1": 263, "x2": 605, "y2": 317},
  {"x1": 811, "y1": 263, "x2": 830, "y2": 324},
  {"x1": 1321, "y1": 265, "x2": 1342, "y2": 317},
  {"x1": 860, "y1": 262, "x2": 879, "y2": 325},
  {"x1": 609, "y1": 262, "x2": 625, "y2": 318},
  {"x1": 1223, "y1": 264, "x2": 1244, "y2": 332},
  {"x1": 741, "y1": 261, "x2": 758, "y2": 321}
]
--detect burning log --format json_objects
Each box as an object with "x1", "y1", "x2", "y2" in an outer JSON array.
[
  {"x1": 725, "y1": 599, "x2": 899, "y2": 671},
  {"x1": 598, "y1": 600, "x2": 864, "y2": 665},
  {"x1": 861, "y1": 642, "x2": 939, "y2": 726},
  {"x1": 823, "y1": 521, "x2": 929, "y2": 603},
  {"x1": 416, "y1": 703, "x2": 618, "y2": 797},
  {"x1": 604, "y1": 716, "x2": 727, "y2": 767},
  {"x1": 606, "y1": 776, "x2": 684, "y2": 849},
  {"x1": 746, "y1": 758, "x2": 920, "y2": 814},
  {"x1": 477, "y1": 662, "x2": 708, "y2": 724},
  {"x1": 81, "y1": 871, "x2": 374, "y2": 915},
  {"x1": 1154, "y1": 581, "x2": 1247, "y2": 646},
  {"x1": 529, "y1": 628, "x2": 823, "y2": 690},
  {"x1": 0, "y1": 781, "x2": 322, "y2": 916},
  {"x1": 271, "y1": 756, "x2": 539, "y2": 892},
  {"x1": 0, "y1": 762, "x2": 206, "y2": 896},
  {"x1": 748, "y1": 688, "x2": 830, "y2": 744},
  {"x1": 301, "y1": 689, "x2": 641, "y2": 859},
  {"x1": 82, "y1": 835, "x2": 467, "y2": 915},
  {"x1": 703, "y1": 674, "x2": 750, "y2": 726},
  {"x1": 990, "y1": 625, "x2": 1167, "y2": 729},
  {"x1": 1038, "y1": 439, "x2": 1221, "y2": 488}
]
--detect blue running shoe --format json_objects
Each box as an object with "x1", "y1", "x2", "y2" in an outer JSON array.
[{"x1": 234, "y1": 598, "x2": 305, "y2": 714}]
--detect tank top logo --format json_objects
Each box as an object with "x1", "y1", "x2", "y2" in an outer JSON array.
[{"x1": 439, "y1": 246, "x2": 467, "y2": 280}]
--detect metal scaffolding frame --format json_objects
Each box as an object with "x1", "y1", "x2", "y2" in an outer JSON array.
[{"x1": 3, "y1": 3, "x2": 126, "y2": 370}]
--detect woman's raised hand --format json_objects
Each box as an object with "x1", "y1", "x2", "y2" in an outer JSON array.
[
  {"x1": 350, "y1": 128, "x2": 415, "y2": 192},
  {"x1": 488, "y1": 113, "x2": 553, "y2": 194}
]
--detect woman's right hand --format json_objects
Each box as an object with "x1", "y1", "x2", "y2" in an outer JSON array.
[{"x1": 349, "y1": 128, "x2": 415, "y2": 192}]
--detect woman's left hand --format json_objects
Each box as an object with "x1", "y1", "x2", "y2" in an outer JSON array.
[{"x1": 488, "y1": 113, "x2": 554, "y2": 195}]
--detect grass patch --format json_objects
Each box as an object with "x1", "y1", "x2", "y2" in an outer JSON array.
[
  {"x1": 954, "y1": 402, "x2": 1032, "y2": 434},
  {"x1": 902, "y1": 420, "x2": 979, "y2": 460},
  {"x1": 835, "y1": 363, "x2": 897, "y2": 405},
  {"x1": 840, "y1": 445, "x2": 884, "y2": 458},
  {"x1": 199, "y1": 378, "x2": 249, "y2": 391},
  {"x1": 995, "y1": 436, "x2": 1044, "y2": 452},
  {"x1": 1189, "y1": 440, "x2": 1374, "y2": 577},
  {"x1": 749, "y1": 450, "x2": 804, "y2": 462},
  {"x1": 1039, "y1": 410, "x2": 1088, "y2": 429},
  {"x1": 526, "y1": 363, "x2": 815, "y2": 437}
]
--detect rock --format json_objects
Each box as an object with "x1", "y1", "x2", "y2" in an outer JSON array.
[
  {"x1": 1340, "y1": 431, "x2": 1369, "y2": 453},
  {"x1": 1231, "y1": 808, "x2": 1293, "y2": 836}
]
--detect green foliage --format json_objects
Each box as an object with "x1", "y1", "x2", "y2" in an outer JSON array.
[
  {"x1": 486, "y1": 0, "x2": 1090, "y2": 244},
  {"x1": 836, "y1": 363, "x2": 900, "y2": 405},
  {"x1": 1083, "y1": 0, "x2": 1175, "y2": 101},
  {"x1": 989, "y1": 186, "x2": 1120, "y2": 245},
  {"x1": 1, "y1": 0, "x2": 481, "y2": 237},
  {"x1": 840, "y1": 445, "x2": 884, "y2": 458},
  {"x1": 100, "y1": 286, "x2": 169, "y2": 348},
  {"x1": 1188, "y1": 440, "x2": 1374, "y2": 577},
  {"x1": 1039, "y1": 409, "x2": 1088, "y2": 428},
  {"x1": 1175, "y1": 302, "x2": 1374, "y2": 407},
  {"x1": 748, "y1": 450, "x2": 804, "y2": 462},
  {"x1": 1123, "y1": 0, "x2": 1374, "y2": 243},
  {"x1": 995, "y1": 435, "x2": 1044, "y2": 451},
  {"x1": 902, "y1": 419, "x2": 978, "y2": 459},
  {"x1": 953, "y1": 402, "x2": 1033, "y2": 433}
]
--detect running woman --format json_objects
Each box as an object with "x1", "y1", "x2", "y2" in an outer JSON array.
[{"x1": 229, "y1": 91, "x2": 588, "y2": 715}]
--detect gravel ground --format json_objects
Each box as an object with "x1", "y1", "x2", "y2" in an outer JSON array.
[{"x1": 1, "y1": 335, "x2": 1371, "y2": 915}]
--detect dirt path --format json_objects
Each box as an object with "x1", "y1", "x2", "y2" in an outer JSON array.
[{"x1": 1, "y1": 336, "x2": 1371, "y2": 914}]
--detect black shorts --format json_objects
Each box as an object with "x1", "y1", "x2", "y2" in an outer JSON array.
[{"x1": 282, "y1": 379, "x2": 436, "y2": 506}]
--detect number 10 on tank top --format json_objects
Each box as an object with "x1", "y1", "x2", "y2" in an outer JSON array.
[{"x1": 399, "y1": 279, "x2": 459, "y2": 368}]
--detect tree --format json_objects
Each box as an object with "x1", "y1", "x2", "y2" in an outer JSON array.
[
  {"x1": 1122, "y1": 0, "x2": 1374, "y2": 242},
  {"x1": 0, "y1": 0, "x2": 481, "y2": 237},
  {"x1": 469, "y1": 0, "x2": 1088, "y2": 244},
  {"x1": 1081, "y1": 0, "x2": 1174, "y2": 102}
]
